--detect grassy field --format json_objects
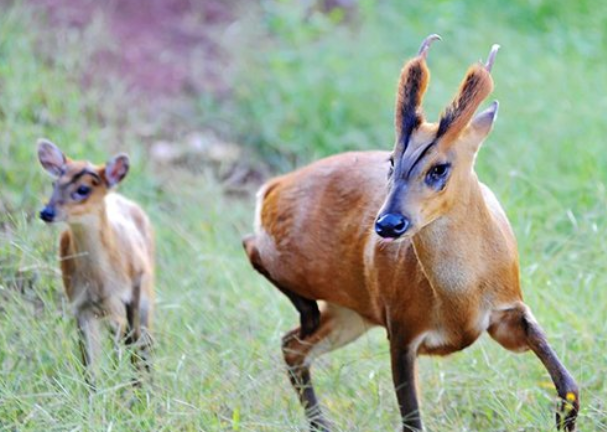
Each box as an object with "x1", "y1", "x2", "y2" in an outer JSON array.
[{"x1": 1, "y1": 1, "x2": 607, "y2": 431}]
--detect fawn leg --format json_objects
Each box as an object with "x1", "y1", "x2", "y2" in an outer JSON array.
[{"x1": 76, "y1": 310, "x2": 102, "y2": 388}]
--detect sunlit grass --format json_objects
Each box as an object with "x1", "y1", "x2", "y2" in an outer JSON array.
[{"x1": 1, "y1": 1, "x2": 606, "y2": 431}]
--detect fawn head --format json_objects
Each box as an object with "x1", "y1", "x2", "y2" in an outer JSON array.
[
  {"x1": 37, "y1": 139, "x2": 129, "y2": 224},
  {"x1": 375, "y1": 35, "x2": 500, "y2": 241}
]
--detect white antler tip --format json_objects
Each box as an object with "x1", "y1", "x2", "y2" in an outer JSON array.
[
  {"x1": 418, "y1": 34, "x2": 442, "y2": 59},
  {"x1": 485, "y1": 44, "x2": 500, "y2": 72}
]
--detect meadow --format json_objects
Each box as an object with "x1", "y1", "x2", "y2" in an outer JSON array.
[{"x1": 1, "y1": 0, "x2": 606, "y2": 430}]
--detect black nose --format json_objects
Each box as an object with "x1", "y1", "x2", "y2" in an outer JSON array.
[
  {"x1": 375, "y1": 213, "x2": 410, "y2": 238},
  {"x1": 39, "y1": 206, "x2": 56, "y2": 222}
]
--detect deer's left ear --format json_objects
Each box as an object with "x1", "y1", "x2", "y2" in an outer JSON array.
[
  {"x1": 104, "y1": 153, "x2": 130, "y2": 188},
  {"x1": 468, "y1": 100, "x2": 499, "y2": 147}
]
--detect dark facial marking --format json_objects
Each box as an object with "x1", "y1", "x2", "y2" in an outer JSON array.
[
  {"x1": 70, "y1": 169, "x2": 101, "y2": 185},
  {"x1": 393, "y1": 139, "x2": 437, "y2": 181},
  {"x1": 381, "y1": 181, "x2": 407, "y2": 216},
  {"x1": 51, "y1": 169, "x2": 100, "y2": 203},
  {"x1": 406, "y1": 140, "x2": 436, "y2": 178}
]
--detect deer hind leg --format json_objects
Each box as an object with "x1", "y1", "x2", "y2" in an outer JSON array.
[
  {"x1": 282, "y1": 302, "x2": 372, "y2": 432},
  {"x1": 243, "y1": 234, "x2": 320, "y2": 338},
  {"x1": 488, "y1": 302, "x2": 579, "y2": 431}
]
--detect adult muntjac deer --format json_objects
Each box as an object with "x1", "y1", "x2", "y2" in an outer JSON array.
[
  {"x1": 38, "y1": 140, "x2": 154, "y2": 385},
  {"x1": 243, "y1": 36, "x2": 579, "y2": 431}
]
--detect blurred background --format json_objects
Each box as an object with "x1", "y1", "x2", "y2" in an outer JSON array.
[{"x1": 1, "y1": 0, "x2": 606, "y2": 430}]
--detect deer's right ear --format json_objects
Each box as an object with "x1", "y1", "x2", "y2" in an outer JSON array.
[{"x1": 37, "y1": 139, "x2": 66, "y2": 177}]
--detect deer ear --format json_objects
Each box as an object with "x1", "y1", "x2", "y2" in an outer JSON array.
[
  {"x1": 37, "y1": 139, "x2": 66, "y2": 177},
  {"x1": 104, "y1": 153, "x2": 130, "y2": 188},
  {"x1": 469, "y1": 100, "x2": 499, "y2": 142}
]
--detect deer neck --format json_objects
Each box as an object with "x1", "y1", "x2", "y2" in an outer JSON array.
[
  {"x1": 68, "y1": 203, "x2": 116, "y2": 266},
  {"x1": 412, "y1": 175, "x2": 493, "y2": 295}
]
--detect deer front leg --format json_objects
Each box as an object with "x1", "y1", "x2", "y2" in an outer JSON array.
[
  {"x1": 125, "y1": 279, "x2": 154, "y2": 384},
  {"x1": 489, "y1": 303, "x2": 579, "y2": 431},
  {"x1": 76, "y1": 310, "x2": 102, "y2": 388},
  {"x1": 389, "y1": 330, "x2": 422, "y2": 432},
  {"x1": 138, "y1": 290, "x2": 154, "y2": 375}
]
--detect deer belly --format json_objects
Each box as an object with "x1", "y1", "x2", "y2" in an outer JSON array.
[{"x1": 417, "y1": 310, "x2": 491, "y2": 356}]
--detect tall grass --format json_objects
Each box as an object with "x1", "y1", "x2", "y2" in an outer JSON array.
[{"x1": 1, "y1": 1, "x2": 606, "y2": 431}]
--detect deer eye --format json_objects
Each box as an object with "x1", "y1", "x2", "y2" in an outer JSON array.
[
  {"x1": 72, "y1": 185, "x2": 91, "y2": 200},
  {"x1": 388, "y1": 156, "x2": 395, "y2": 178},
  {"x1": 425, "y1": 163, "x2": 451, "y2": 188}
]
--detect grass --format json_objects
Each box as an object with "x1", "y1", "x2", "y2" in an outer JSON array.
[{"x1": 1, "y1": 0, "x2": 607, "y2": 431}]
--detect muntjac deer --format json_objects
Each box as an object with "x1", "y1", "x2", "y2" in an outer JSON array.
[
  {"x1": 243, "y1": 36, "x2": 579, "y2": 431},
  {"x1": 38, "y1": 140, "x2": 154, "y2": 385}
]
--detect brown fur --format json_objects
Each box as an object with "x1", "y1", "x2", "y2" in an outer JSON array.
[
  {"x1": 253, "y1": 150, "x2": 515, "y2": 350},
  {"x1": 39, "y1": 143, "x2": 154, "y2": 385},
  {"x1": 244, "y1": 40, "x2": 579, "y2": 432}
]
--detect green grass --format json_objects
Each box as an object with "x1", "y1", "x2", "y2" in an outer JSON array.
[{"x1": 1, "y1": 0, "x2": 607, "y2": 431}]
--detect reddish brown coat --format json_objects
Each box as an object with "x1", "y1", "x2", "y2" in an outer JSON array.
[{"x1": 244, "y1": 36, "x2": 578, "y2": 432}]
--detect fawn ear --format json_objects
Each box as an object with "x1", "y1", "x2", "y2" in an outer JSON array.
[
  {"x1": 104, "y1": 153, "x2": 130, "y2": 188},
  {"x1": 37, "y1": 139, "x2": 66, "y2": 177}
]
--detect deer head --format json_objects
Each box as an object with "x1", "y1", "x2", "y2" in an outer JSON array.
[
  {"x1": 375, "y1": 36, "x2": 500, "y2": 241},
  {"x1": 37, "y1": 139, "x2": 129, "y2": 224}
]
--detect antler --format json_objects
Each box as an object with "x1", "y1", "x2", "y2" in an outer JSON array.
[
  {"x1": 394, "y1": 34, "x2": 441, "y2": 147},
  {"x1": 418, "y1": 34, "x2": 442, "y2": 59},
  {"x1": 436, "y1": 44, "x2": 499, "y2": 144},
  {"x1": 484, "y1": 44, "x2": 500, "y2": 72}
]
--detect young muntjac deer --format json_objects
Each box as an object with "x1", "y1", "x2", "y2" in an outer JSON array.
[
  {"x1": 243, "y1": 36, "x2": 579, "y2": 431},
  {"x1": 38, "y1": 140, "x2": 154, "y2": 385}
]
